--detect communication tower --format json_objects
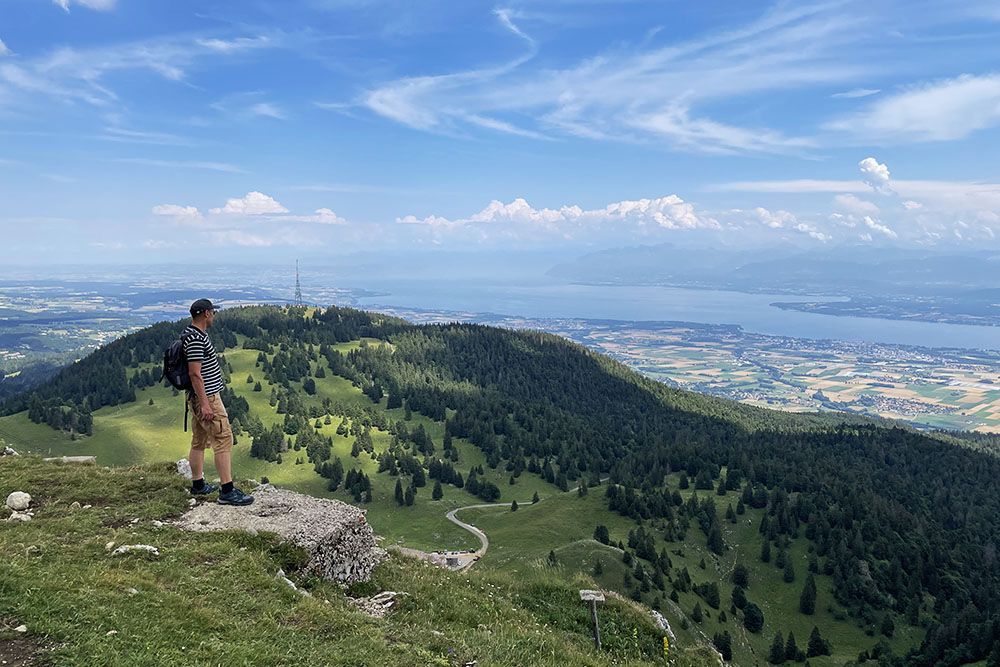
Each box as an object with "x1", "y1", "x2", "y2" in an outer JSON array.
[{"x1": 294, "y1": 260, "x2": 303, "y2": 306}]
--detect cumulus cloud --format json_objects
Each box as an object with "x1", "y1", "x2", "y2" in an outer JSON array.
[
  {"x1": 152, "y1": 204, "x2": 201, "y2": 220},
  {"x1": 285, "y1": 208, "x2": 347, "y2": 225},
  {"x1": 834, "y1": 193, "x2": 880, "y2": 216},
  {"x1": 794, "y1": 222, "x2": 831, "y2": 242},
  {"x1": 859, "y1": 157, "x2": 892, "y2": 193},
  {"x1": 210, "y1": 191, "x2": 288, "y2": 215},
  {"x1": 861, "y1": 215, "x2": 897, "y2": 238},
  {"x1": 902, "y1": 200, "x2": 922, "y2": 210},
  {"x1": 752, "y1": 207, "x2": 797, "y2": 229},
  {"x1": 398, "y1": 195, "x2": 717, "y2": 231}
]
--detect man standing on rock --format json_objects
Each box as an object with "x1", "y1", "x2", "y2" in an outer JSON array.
[{"x1": 184, "y1": 298, "x2": 254, "y2": 506}]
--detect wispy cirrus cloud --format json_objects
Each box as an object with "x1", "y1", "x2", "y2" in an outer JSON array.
[
  {"x1": 827, "y1": 73, "x2": 1000, "y2": 141},
  {"x1": 0, "y1": 38, "x2": 10, "y2": 56},
  {"x1": 360, "y1": 2, "x2": 866, "y2": 153},
  {"x1": 0, "y1": 32, "x2": 281, "y2": 110},
  {"x1": 112, "y1": 157, "x2": 245, "y2": 173},
  {"x1": 53, "y1": 0, "x2": 117, "y2": 11}
]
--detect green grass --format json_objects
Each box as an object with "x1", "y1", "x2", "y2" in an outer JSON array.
[
  {"x1": 0, "y1": 455, "x2": 671, "y2": 666},
  {"x1": 0, "y1": 339, "x2": 563, "y2": 554},
  {"x1": 461, "y1": 475, "x2": 924, "y2": 665}
]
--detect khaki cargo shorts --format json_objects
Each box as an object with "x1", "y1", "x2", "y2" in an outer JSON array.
[{"x1": 188, "y1": 393, "x2": 233, "y2": 454}]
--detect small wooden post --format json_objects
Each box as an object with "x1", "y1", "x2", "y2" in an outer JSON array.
[{"x1": 579, "y1": 589, "x2": 605, "y2": 650}]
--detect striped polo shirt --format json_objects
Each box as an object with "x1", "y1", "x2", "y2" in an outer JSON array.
[{"x1": 182, "y1": 324, "x2": 225, "y2": 396}]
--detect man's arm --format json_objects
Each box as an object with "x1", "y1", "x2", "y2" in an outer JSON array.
[{"x1": 187, "y1": 360, "x2": 214, "y2": 421}]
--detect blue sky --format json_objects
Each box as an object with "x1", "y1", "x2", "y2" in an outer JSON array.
[{"x1": 2, "y1": 0, "x2": 1000, "y2": 264}]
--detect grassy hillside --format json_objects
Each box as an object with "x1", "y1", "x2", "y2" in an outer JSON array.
[
  {"x1": 0, "y1": 454, "x2": 679, "y2": 667},
  {"x1": 0, "y1": 334, "x2": 924, "y2": 663},
  {"x1": 4, "y1": 306, "x2": 999, "y2": 664}
]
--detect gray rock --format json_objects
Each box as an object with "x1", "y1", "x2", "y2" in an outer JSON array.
[
  {"x1": 175, "y1": 485, "x2": 385, "y2": 584},
  {"x1": 2, "y1": 446, "x2": 19, "y2": 456},
  {"x1": 6, "y1": 491, "x2": 31, "y2": 511},
  {"x1": 176, "y1": 458, "x2": 193, "y2": 480},
  {"x1": 111, "y1": 544, "x2": 160, "y2": 557}
]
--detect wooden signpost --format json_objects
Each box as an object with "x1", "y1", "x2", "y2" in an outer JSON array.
[{"x1": 579, "y1": 589, "x2": 605, "y2": 650}]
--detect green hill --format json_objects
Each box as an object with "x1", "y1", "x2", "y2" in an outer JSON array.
[
  {"x1": 2, "y1": 305, "x2": 1000, "y2": 665},
  {"x1": 0, "y1": 454, "x2": 678, "y2": 666}
]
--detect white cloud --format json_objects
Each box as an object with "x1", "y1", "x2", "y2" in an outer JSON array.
[
  {"x1": 828, "y1": 74, "x2": 1000, "y2": 141},
  {"x1": 208, "y1": 229, "x2": 310, "y2": 247},
  {"x1": 142, "y1": 239, "x2": 177, "y2": 249},
  {"x1": 707, "y1": 179, "x2": 869, "y2": 193},
  {"x1": 834, "y1": 193, "x2": 880, "y2": 216},
  {"x1": 752, "y1": 207, "x2": 797, "y2": 228},
  {"x1": 250, "y1": 102, "x2": 285, "y2": 120},
  {"x1": 210, "y1": 191, "x2": 288, "y2": 215},
  {"x1": 53, "y1": 0, "x2": 117, "y2": 11},
  {"x1": 152, "y1": 204, "x2": 201, "y2": 220},
  {"x1": 794, "y1": 222, "x2": 831, "y2": 242},
  {"x1": 196, "y1": 37, "x2": 271, "y2": 53},
  {"x1": 113, "y1": 158, "x2": 245, "y2": 173},
  {"x1": 861, "y1": 215, "x2": 897, "y2": 238},
  {"x1": 0, "y1": 39, "x2": 10, "y2": 57},
  {"x1": 858, "y1": 156, "x2": 891, "y2": 193},
  {"x1": 902, "y1": 200, "x2": 922, "y2": 210},
  {"x1": 398, "y1": 195, "x2": 717, "y2": 231},
  {"x1": 362, "y1": 3, "x2": 866, "y2": 153},
  {"x1": 285, "y1": 208, "x2": 348, "y2": 225},
  {"x1": 831, "y1": 88, "x2": 880, "y2": 98}
]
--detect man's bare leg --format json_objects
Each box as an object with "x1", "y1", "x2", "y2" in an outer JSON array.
[
  {"x1": 214, "y1": 449, "x2": 233, "y2": 485},
  {"x1": 189, "y1": 447, "x2": 205, "y2": 481}
]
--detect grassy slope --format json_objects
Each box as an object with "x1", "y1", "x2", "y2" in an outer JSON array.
[
  {"x1": 461, "y1": 474, "x2": 923, "y2": 665},
  {"x1": 0, "y1": 336, "x2": 927, "y2": 662},
  {"x1": 0, "y1": 455, "x2": 674, "y2": 667},
  {"x1": 0, "y1": 340, "x2": 560, "y2": 553}
]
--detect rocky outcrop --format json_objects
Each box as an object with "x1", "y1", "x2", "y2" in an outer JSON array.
[{"x1": 175, "y1": 485, "x2": 385, "y2": 585}]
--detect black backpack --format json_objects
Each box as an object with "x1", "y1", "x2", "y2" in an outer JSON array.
[
  {"x1": 162, "y1": 332, "x2": 194, "y2": 391},
  {"x1": 162, "y1": 331, "x2": 196, "y2": 431}
]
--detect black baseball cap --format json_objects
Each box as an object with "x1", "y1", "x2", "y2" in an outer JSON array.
[{"x1": 190, "y1": 298, "x2": 220, "y2": 316}]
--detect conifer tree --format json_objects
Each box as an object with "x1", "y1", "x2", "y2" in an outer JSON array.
[
  {"x1": 404, "y1": 485, "x2": 415, "y2": 506},
  {"x1": 692, "y1": 603, "x2": 703, "y2": 623},
  {"x1": 432, "y1": 480, "x2": 443, "y2": 500},
  {"x1": 511, "y1": 500, "x2": 518, "y2": 512},
  {"x1": 547, "y1": 550, "x2": 558, "y2": 566},
  {"x1": 807, "y1": 626, "x2": 831, "y2": 657},
  {"x1": 769, "y1": 632, "x2": 785, "y2": 664},
  {"x1": 532, "y1": 491, "x2": 540, "y2": 504},
  {"x1": 785, "y1": 632, "x2": 799, "y2": 661},
  {"x1": 394, "y1": 479, "x2": 404, "y2": 506},
  {"x1": 761, "y1": 540, "x2": 772, "y2": 563},
  {"x1": 743, "y1": 602, "x2": 764, "y2": 633},
  {"x1": 799, "y1": 573, "x2": 817, "y2": 615},
  {"x1": 783, "y1": 558, "x2": 795, "y2": 583}
]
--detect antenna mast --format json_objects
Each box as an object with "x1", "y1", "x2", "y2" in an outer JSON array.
[{"x1": 294, "y1": 260, "x2": 303, "y2": 306}]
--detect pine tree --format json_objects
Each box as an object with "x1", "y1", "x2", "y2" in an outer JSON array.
[
  {"x1": 880, "y1": 614, "x2": 895, "y2": 638},
  {"x1": 692, "y1": 603, "x2": 703, "y2": 623},
  {"x1": 404, "y1": 485, "x2": 415, "y2": 506},
  {"x1": 761, "y1": 540, "x2": 772, "y2": 563},
  {"x1": 532, "y1": 491, "x2": 540, "y2": 504},
  {"x1": 594, "y1": 525, "x2": 610, "y2": 544},
  {"x1": 783, "y1": 558, "x2": 795, "y2": 583},
  {"x1": 708, "y1": 523, "x2": 725, "y2": 554},
  {"x1": 733, "y1": 563, "x2": 749, "y2": 588},
  {"x1": 769, "y1": 632, "x2": 785, "y2": 664},
  {"x1": 394, "y1": 479, "x2": 404, "y2": 506},
  {"x1": 432, "y1": 480, "x2": 443, "y2": 500},
  {"x1": 799, "y1": 573, "x2": 817, "y2": 615},
  {"x1": 712, "y1": 631, "x2": 733, "y2": 661},
  {"x1": 547, "y1": 550, "x2": 558, "y2": 566},
  {"x1": 511, "y1": 500, "x2": 518, "y2": 512},
  {"x1": 807, "y1": 626, "x2": 831, "y2": 657},
  {"x1": 785, "y1": 632, "x2": 799, "y2": 661},
  {"x1": 743, "y1": 602, "x2": 764, "y2": 633}
]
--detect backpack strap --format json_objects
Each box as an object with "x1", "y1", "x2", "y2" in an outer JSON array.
[{"x1": 184, "y1": 398, "x2": 189, "y2": 433}]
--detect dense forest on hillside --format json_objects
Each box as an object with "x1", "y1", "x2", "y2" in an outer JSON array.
[{"x1": 4, "y1": 305, "x2": 1000, "y2": 665}]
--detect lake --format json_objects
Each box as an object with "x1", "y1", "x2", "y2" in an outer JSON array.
[{"x1": 354, "y1": 278, "x2": 1000, "y2": 351}]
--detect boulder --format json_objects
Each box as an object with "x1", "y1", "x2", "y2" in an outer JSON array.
[
  {"x1": 6, "y1": 491, "x2": 31, "y2": 511},
  {"x1": 176, "y1": 458, "x2": 193, "y2": 480},
  {"x1": 175, "y1": 485, "x2": 385, "y2": 585}
]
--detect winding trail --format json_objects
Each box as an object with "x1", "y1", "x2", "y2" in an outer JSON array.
[{"x1": 442, "y1": 477, "x2": 610, "y2": 571}]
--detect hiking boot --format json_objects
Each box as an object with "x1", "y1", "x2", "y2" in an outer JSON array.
[
  {"x1": 217, "y1": 488, "x2": 254, "y2": 506},
  {"x1": 191, "y1": 482, "x2": 219, "y2": 496}
]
